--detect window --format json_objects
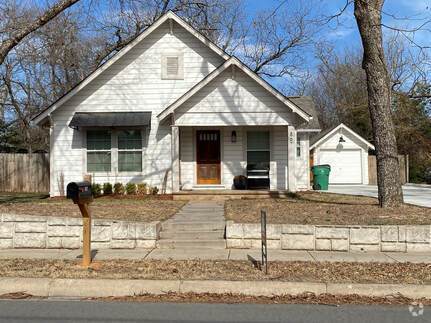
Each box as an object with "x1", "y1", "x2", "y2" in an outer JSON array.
[
  {"x1": 296, "y1": 135, "x2": 301, "y2": 157},
  {"x1": 161, "y1": 54, "x2": 184, "y2": 79},
  {"x1": 87, "y1": 130, "x2": 111, "y2": 172},
  {"x1": 118, "y1": 130, "x2": 142, "y2": 172},
  {"x1": 247, "y1": 131, "x2": 270, "y2": 171},
  {"x1": 86, "y1": 130, "x2": 143, "y2": 173}
]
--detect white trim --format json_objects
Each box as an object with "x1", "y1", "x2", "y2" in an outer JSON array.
[
  {"x1": 157, "y1": 57, "x2": 312, "y2": 122},
  {"x1": 297, "y1": 128, "x2": 321, "y2": 133},
  {"x1": 32, "y1": 11, "x2": 230, "y2": 125},
  {"x1": 309, "y1": 123, "x2": 375, "y2": 150}
]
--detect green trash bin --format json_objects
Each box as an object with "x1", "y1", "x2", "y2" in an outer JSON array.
[{"x1": 311, "y1": 164, "x2": 331, "y2": 190}]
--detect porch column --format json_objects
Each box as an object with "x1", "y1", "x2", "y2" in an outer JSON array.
[
  {"x1": 171, "y1": 126, "x2": 180, "y2": 193},
  {"x1": 287, "y1": 125, "x2": 297, "y2": 192}
]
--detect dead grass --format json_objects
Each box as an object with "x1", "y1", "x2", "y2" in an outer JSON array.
[
  {"x1": 0, "y1": 196, "x2": 186, "y2": 222},
  {"x1": 1, "y1": 291, "x2": 430, "y2": 305},
  {"x1": 225, "y1": 192, "x2": 431, "y2": 225},
  {"x1": 95, "y1": 292, "x2": 431, "y2": 305},
  {"x1": 1, "y1": 259, "x2": 430, "y2": 285}
]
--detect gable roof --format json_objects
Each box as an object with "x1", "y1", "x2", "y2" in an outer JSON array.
[
  {"x1": 289, "y1": 96, "x2": 321, "y2": 131},
  {"x1": 31, "y1": 11, "x2": 230, "y2": 126},
  {"x1": 309, "y1": 123, "x2": 375, "y2": 150},
  {"x1": 157, "y1": 57, "x2": 312, "y2": 122}
]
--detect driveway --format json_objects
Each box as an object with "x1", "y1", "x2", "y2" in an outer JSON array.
[{"x1": 327, "y1": 184, "x2": 431, "y2": 208}]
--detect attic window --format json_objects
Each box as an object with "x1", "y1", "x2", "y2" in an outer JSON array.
[{"x1": 162, "y1": 54, "x2": 184, "y2": 79}]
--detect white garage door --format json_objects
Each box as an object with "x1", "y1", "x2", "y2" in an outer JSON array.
[{"x1": 319, "y1": 149, "x2": 362, "y2": 184}]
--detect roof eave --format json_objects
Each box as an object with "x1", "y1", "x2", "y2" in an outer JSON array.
[
  {"x1": 309, "y1": 123, "x2": 375, "y2": 150},
  {"x1": 157, "y1": 57, "x2": 312, "y2": 123},
  {"x1": 32, "y1": 10, "x2": 230, "y2": 126}
]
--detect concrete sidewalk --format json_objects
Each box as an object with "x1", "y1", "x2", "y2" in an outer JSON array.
[
  {"x1": 1, "y1": 277, "x2": 430, "y2": 299},
  {"x1": 1, "y1": 248, "x2": 430, "y2": 263}
]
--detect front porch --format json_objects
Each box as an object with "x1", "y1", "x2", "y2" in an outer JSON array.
[{"x1": 171, "y1": 126, "x2": 304, "y2": 194}]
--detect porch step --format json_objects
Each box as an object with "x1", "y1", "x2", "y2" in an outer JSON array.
[
  {"x1": 159, "y1": 230, "x2": 224, "y2": 240},
  {"x1": 191, "y1": 185, "x2": 226, "y2": 190},
  {"x1": 162, "y1": 221, "x2": 225, "y2": 231},
  {"x1": 157, "y1": 239, "x2": 227, "y2": 249}
]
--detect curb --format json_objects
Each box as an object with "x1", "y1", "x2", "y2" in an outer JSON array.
[{"x1": 0, "y1": 277, "x2": 430, "y2": 299}]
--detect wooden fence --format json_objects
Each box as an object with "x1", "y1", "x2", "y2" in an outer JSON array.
[
  {"x1": 0, "y1": 154, "x2": 49, "y2": 193},
  {"x1": 368, "y1": 155, "x2": 409, "y2": 185}
]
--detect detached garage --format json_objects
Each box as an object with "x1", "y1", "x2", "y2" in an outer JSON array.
[{"x1": 310, "y1": 124, "x2": 375, "y2": 185}]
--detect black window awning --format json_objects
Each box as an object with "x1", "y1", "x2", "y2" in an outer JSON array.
[{"x1": 69, "y1": 112, "x2": 152, "y2": 129}]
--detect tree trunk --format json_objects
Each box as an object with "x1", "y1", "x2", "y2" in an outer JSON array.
[
  {"x1": 353, "y1": 0, "x2": 403, "y2": 207},
  {"x1": 0, "y1": 0, "x2": 80, "y2": 65}
]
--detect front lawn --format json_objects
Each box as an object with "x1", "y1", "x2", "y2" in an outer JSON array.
[
  {"x1": 0, "y1": 192, "x2": 49, "y2": 204},
  {"x1": 0, "y1": 195, "x2": 186, "y2": 222},
  {"x1": 225, "y1": 192, "x2": 431, "y2": 225}
]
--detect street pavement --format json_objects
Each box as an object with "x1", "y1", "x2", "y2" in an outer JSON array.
[
  {"x1": 0, "y1": 300, "x2": 429, "y2": 323},
  {"x1": 327, "y1": 184, "x2": 431, "y2": 208}
]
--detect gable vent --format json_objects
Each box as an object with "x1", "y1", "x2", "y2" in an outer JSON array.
[
  {"x1": 166, "y1": 57, "x2": 179, "y2": 76},
  {"x1": 162, "y1": 53, "x2": 184, "y2": 80}
]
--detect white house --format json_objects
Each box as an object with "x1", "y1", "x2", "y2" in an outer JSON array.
[
  {"x1": 32, "y1": 11, "x2": 321, "y2": 196},
  {"x1": 310, "y1": 123, "x2": 375, "y2": 185}
]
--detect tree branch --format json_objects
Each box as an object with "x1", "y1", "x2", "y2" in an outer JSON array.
[{"x1": 0, "y1": 0, "x2": 81, "y2": 65}]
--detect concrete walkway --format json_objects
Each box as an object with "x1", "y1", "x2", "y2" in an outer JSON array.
[
  {"x1": 158, "y1": 201, "x2": 226, "y2": 249},
  {"x1": 327, "y1": 184, "x2": 431, "y2": 208},
  {"x1": 1, "y1": 248, "x2": 430, "y2": 263}
]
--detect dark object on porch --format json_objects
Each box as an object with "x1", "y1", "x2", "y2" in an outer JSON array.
[
  {"x1": 311, "y1": 164, "x2": 331, "y2": 190},
  {"x1": 247, "y1": 165, "x2": 270, "y2": 189},
  {"x1": 233, "y1": 175, "x2": 247, "y2": 190}
]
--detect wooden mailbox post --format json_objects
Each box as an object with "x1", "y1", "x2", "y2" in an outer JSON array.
[{"x1": 66, "y1": 181, "x2": 93, "y2": 267}]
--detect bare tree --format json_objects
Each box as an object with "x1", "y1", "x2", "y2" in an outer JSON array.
[
  {"x1": 354, "y1": 0, "x2": 403, "y2": 207},
  {"x1": 239, "y1": 2, "x2": 315, "y2": 78},
  {"x1": 0, "y1": 0, "x2": 81, "y2": 65}
]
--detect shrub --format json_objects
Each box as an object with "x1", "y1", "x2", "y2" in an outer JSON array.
[
  {"x1": 125, "y1": 182, "x2": 137, "y2": 195},
  {"x1": 113, "y1": 182, "x2": 124, "y2": 195},
  {"x1": 137, "y1": 183, "x2": 148, "y2": 195},
  {"x1": 150, "y1": 186, "x2": 159, "y2": 195},
  {"x1": 103, "y1": 182, "x2": 113, "y2": 195},
  {"x1": 91, "y1": 183, "x2": 102, "y2": 197}
]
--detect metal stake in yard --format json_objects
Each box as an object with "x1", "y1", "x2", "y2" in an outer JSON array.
[
  {"x1": 66, "y1": 181, "x2": 93, "y2": 268},
  {"x1": 261, "y1": 209, "x2": 268, "y2": 274}
]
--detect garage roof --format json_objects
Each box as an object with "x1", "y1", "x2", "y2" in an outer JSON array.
[{"x1": 310, "y1": 123, "x2": 375, "y2": 150}]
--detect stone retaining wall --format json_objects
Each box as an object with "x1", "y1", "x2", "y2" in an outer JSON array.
[
  {"x1": 0, "y1": 214, "x2": 160, "y2": 249},
  {"x1": 226, "y1": 221, "x2": 431, "y2": 252}
]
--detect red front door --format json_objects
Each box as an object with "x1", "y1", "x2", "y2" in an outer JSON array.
[{"x1": 196, "y1": 130, "x2": 221, "y2": 184}]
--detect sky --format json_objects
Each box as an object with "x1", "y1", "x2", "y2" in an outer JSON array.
[
  {"x1": 30, "y1": 0, "x2": 431, "y2": 92},
  {"x1": 240, "y1": 0, "x2": 431, "y2": 90},
  {"x1": 244, "y1": 0, "x2": 431, "y2": 49}
]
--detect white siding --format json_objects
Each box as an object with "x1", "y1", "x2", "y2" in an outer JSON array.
[
  {"x1": 222, "y1": 127, "x2": 245, "y2": 188},
  {"x1": 49, "y1": 20, "x2": 224, "y2": 195},
  {"x1": 174, "y1": 69, "x2": 295, "y2": 126},
  {"x1": 270, "y1": 127, "x2": 288, "y2": 190},
  {"x1": 179, "y1": 127, "x2": 194, "y2": 189},
  {"x1": 295, "y1": 133, "x2": 310, "y2": 190}
]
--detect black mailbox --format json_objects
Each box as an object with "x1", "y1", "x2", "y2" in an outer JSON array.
[{"x1": 66, "y1": 181, "x2": 93, "y2": 204}]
